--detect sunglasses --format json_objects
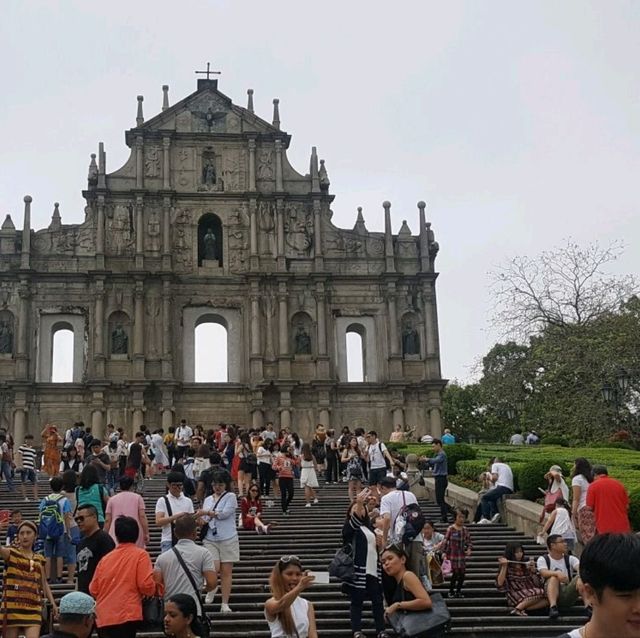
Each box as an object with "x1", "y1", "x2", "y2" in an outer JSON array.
[
  {"x1": 279, "y1": 555, "x2": 301, "y2": 564},
  {"x1": 74, "y1": 516, "x2": 86, "y2": 523}
]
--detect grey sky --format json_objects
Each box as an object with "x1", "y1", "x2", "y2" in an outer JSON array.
[{"x1": 1, "y1": 1, "x2": 638, "y2": 383}]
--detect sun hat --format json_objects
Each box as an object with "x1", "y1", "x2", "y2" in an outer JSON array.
[
  {"x1": 59, "y1": 591, "x2": 96, "y2": 615},
  {"x1": 549, "y1": 464, "x2": 563, "y2": 474}
]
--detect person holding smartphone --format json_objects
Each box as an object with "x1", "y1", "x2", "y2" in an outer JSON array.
[{"x1": 265, "y1": 555, "x2": 318, "y2": 638}]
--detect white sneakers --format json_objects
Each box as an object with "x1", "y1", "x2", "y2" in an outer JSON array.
[
  {"x1": 313, "y1": 498, "x2": 319, "y2": 504},
  {"x1": 491, "y1": 513, "x2": 501, "y2": 523},
  {"x1": 205, "y1": 587, "x2": 218, "y2": 604},
  {"x1": 305, "y1": 503, "x2": 312, "y2": 507},
  {"x1": 478, "y1": 513, "x2": 501, "y2": 524},
  {"x1": 220, "y1": 603, "x2": 233, "y2": 613}
]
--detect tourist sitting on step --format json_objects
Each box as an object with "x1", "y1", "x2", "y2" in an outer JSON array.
[
  {"x1": 341, "y1": 489, "x2": 387, "y2": 638},
  {"x1": 241, "y1": 485, "x2": 275, "y2": 534},
  {"x1": 536, "y1": 533, "x2": 581, "y2": 619},
  {"x1": 381, "y1": 545, "x2": 435, "y2": 638},
  {"x1": 264, "y1": 556, "x2": 318, "y2": 638},
  {"x1": 496, "y1": 542, "x2": 547, "y2": 616},
  {"x1": 477, "y1": 457, "x2": 514, "y2": 524},
  {"x1": 200, "y1": 469, "x2": 239, "y2": 613},
  {"x1": 554, "y1": 533, "x2": 640, "y2": 638}
]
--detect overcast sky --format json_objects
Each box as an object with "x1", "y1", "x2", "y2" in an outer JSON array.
[{"x1": 1, "y1": 1, "x2": 638, "y2": 383}]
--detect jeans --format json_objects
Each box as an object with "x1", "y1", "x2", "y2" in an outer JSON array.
[
  {"x1": 279, "y1": 477, "x2": 294, "y2": 512},
  {"x1": 1, "y1": 461, "x2": 14, "y2": 491},
  {"x1": 480, "y1": 485, "x2": 513, "y2": 519},
  {"x1": 160, "y1": 540, "x2": 173, "y2": 554},
  {"x1": 349, "y1": 575, "x2": 385, "y2": 633},
  {"x1": 434, "y1": 474, "x2": 454, "y2": 522},
  {"x1": 325, "y1": 454, "x2": 339, "y2": 483},
  {"x1": 258, "y1": 462, "x2": 271, "y2": 496}
]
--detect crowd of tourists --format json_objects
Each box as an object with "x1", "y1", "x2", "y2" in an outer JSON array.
[{"x1": 0, "y1": 423, "x2": 639, "y2": 638}]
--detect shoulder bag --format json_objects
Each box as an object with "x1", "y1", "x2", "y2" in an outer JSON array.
[
  {"x1": 388, "y1": 576, "x2": 451, "y2": 637},
  {"x1": 329, "y1": 537, "x2": 356, "y2": 582},
  {"x1": 172, "y1": 547, "x2": 211, "y2": 638},
  {"x1": 142, "y1": 594, "x2": 164, "y2": 628},
  {"x1": 198, "y1": 491, "x2": 231, "y2": 542}
]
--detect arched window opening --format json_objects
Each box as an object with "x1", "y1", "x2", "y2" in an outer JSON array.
[
  {"x1": 346, "y1": 325, "x2": 366, "y2": 382},
  {"x1": 51, "y1": 327, "x2": 74, "y2": 383},
  {"x1": 195, "y1": 319, "x2": 228, "y2": 382},
  {"x1": 197, "y1": 213, "x2": 223, "y2": 267}
]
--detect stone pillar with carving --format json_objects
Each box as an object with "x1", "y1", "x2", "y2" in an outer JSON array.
[
  {"x1": 315, "y1": 280, "x2": 330, "y2": 378},
  {"x1": 93, "y1": 279, "x2": 105, "y2": 379},
  {"x1": 249, "y1": 279, "x2": 263, "y2": 379},
  {"x1": 162, "y1": 136, "x2": 171, "y2": 190},
  {"x1": 16, "y1": 279, "x2": 30, "y2": 379},
  {"x1": 277, "y1": 281, "x2": 290, "y2": 378},
  {"x1": 428, "y1": 391, "x2": 443, "y2": 438},
  {"x1": 248, "y1": 138, "x2": 256, "y2": 192},
  {"x1": 422, "y1": 281, "x2": 441, "y2": 378},
  {"x1": 418, "y1": 201, "x2": 430, "y2": 272},
  {"x1": 135, "y1": 136, "x2": 144, "y2": 190},
  {"x1": 135, "y1": 196, "x2": 144, "y2": 269},
  {"x1": 249, "y1": 199, "x2": 258, "y2": 269},
  {"x1": 133, "y1": 280, "x2": 145, "y2": 378},
  {"x1": 393, "y1": 406, "x2": 405, "y2": 429},
  {"x1": 312, "y1": 199, "x2": 323, "y2": 270},
  {"x1": 96, "y1": 195, "x2": 105, "y2": 270},
  {"x1": 161, "y1": 278, "x2": 172, "y2": 379},
  {"x1": 387, "y1": 281, "x2": 403, "y2": 379},
  {"x1": 91, "y1": 408, "x2": 103, "y2": 436},
  {"x1": 162, "y1": 407, "x2": 173, "y2": 430},
  {"x1": 162, "y1": 197, "x2": 171, "y2": 271},
  {"x1": 274, "y1": 139, "x2": 284, "y2": 192},
  {"x1": 276, "y1": 199, "x2": 285, "y2": 271},
  {"x1": 20, "y1": 196, "x2": 31, "y2": 270}
]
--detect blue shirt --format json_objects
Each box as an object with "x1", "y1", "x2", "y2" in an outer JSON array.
[
  {"x1": 428, "y1": 450, "x2": 448, "y2": 476},
  {"x1": 441, "y1": 433, "x2": 456, "y2": 445}
]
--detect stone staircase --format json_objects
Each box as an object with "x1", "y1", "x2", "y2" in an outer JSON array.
[{"x1": 0, "y1": 476, "x2": 587, "y2": 637}]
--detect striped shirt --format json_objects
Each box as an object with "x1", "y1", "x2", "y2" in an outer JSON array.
[
  {"x1": 3, "y1": 547, "x2": 46, "y2": 626},
  {"x1": 18, "y1": 445, "x2": 37, "y2": 470}
]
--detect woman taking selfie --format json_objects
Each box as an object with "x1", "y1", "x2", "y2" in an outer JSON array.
[{"x1": 264, "y1": 556, "x2": 317, "y2": 638}]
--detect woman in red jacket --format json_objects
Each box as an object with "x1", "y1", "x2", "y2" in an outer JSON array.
[
  {"x1": 241, "y1": 485, "x2": 274, "y2": 534},
  {"x1": 272, "y1": 444, "x2": 299, "y2": 515}
]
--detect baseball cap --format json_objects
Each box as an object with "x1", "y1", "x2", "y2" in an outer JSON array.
[{"x1": 59, "y1": 591, "x2": 96, "y2": 615}]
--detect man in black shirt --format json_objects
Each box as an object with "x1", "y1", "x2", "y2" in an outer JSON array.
[
  {"x1": 83, "y1": 440, "x2": 111, "y2": 485},
  {"x1": 75, "y1": 504, "x2": 115, "y2": 593}
]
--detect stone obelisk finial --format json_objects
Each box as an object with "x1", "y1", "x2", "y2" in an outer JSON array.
[
  {"x1": 136, "y1": 95, "x2": 144, "y2": 126},
  {"x1": 50, "y1": 202, "x2": 61, "y2": 231},
  {"x1": 247, "y1": 89, "x2": 254, "y2": 113},
  {"x1": 310, "y1": 147, "x2": 320, "y2": 193},
  {"x1": 383, "y1": 200, "x2": 396, "y2": 273},
  {"x1": 162, "y1": 85, "x2": 170, "y2": 111},
  {"x1": 272, "y1": 98, "x2": 280, "y2": 129},
  {"x1": 21, "y1": 195, "x2": 32, "y2": 269}
]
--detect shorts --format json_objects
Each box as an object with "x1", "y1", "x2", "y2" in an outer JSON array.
[
  {"x1": 544, "y1": 574, "x2": 580, "y2": 609},
  {"x1": 204, "y1": 536, "x2": 240, "y2": 563},
  {"x1": 21, "y1": 468, "x2": 36, "y2": 483},
  {"x1": 239, "y1": 459, "x2": 255, "y2": 473},
  {"x1": 63, "y1": 535, "x2": 76, "y2": 565},
  {"x1": 368, "y1": 467, "x2": 387, "y2": 485},
  {"x1": 44, "y1": 536, "x2": 65, "y2": 559}
]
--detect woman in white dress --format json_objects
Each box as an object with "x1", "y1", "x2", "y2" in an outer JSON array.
[
  {"x1": 265, "y1": 556, "x2": 318, "y2": 638},
  {"x1": 299, "y1": 443, "x2": 319, "y2": 507},
  {"x1": 151, "y1": 429, "x2": 170, "y2": 472}
]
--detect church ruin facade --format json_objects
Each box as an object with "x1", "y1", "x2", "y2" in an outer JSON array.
[{"x1": 0, "y1": 78, "x2": 445, "y2": 443}]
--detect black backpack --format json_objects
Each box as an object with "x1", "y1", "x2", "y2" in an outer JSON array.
[
  {"x1": 399, "y1": 496, "x2": 425, "y2": 543},
  {"x1": 543, "y1": 553, "x2": 574, "y2": 579}
]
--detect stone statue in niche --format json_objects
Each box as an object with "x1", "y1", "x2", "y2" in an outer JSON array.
[
  {"x1": 203, "y1": 159, "x2": 216, "y2": 186},
  {"x1": 402, "y1": 323, "x2": 420, "y2": 356},
  {"x1": 285, "y1": 206, "x2": 313, "y2": 256},
  {"x1": 199, "y1": 152, "x2": 223, "y2": 192},
  {"x1": 0, "y1": 320, "x2": 13, "y2": 354},
  {"x1": 257, "y1": 149, "x2": 273, "y2": 180},
  {"x1": 111, "y1": 324, "x2": 128, "y2": 355},
  {"x1": 294, "y1": 324, "x2": 312, "y2": 355},
  {"x1": 145, "y1": 146, "x2": 160, "y2": 178},
  {"x1": 203, "y1": 228, "x2": 218, "y2": 260}
]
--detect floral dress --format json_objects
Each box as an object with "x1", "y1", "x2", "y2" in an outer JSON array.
[{"x1": 496, "y1": 563, "x2": 545, "y2": 609}]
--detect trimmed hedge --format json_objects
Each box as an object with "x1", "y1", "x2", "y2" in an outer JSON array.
[
  {"x1": 421, "y1": 443, "x2": 477, "y2": 475},
  {"x1": 629, "y1": 488, "x2": 640, "y2": 531}
]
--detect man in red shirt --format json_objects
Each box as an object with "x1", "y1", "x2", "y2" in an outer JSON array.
[{"x1": 586, "y1": 465, "x2": 631, "y2": 534}]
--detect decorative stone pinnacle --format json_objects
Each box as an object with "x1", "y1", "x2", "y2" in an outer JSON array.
[
  {"x1": 24, "y1": 195, "x2": 32, "y2": 204},
  {"x1": 50, "y1": 203, "x2": 62, "y2": 231},
  {"x1": 136, "y1": 95, "x2": 144, "y2": 126},
  {"x1": 417, "y1": 201, "x2": 426, "y2": 210},
  {"x1": 272, "y1": 98, "x2": 280, "y2": 129},
  {"x1": 2, "y1": 214, "x2": 15, "y2": 230},
  {"x1": 162, "y1": 85, "x2": 169, "y2": 111},
  {"x1": 247, "y1": 89, "x2": 254, "y2": 113},
  {"x1": 383, "y1": 200, "x2": 391, "y2": 210}
]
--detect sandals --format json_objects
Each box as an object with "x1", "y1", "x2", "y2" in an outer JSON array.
[{"x1": 510, "y1": 608, "x2": 528, "y2": 616}]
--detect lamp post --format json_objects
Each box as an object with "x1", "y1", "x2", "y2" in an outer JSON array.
[{"x1": 601, "y1": 367, "x2": 631, "y2": 427}]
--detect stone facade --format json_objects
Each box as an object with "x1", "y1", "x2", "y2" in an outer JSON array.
[{"x1": 0, "y1": 79, "x2": 445, "y2": 443}]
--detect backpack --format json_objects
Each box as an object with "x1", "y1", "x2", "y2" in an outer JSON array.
[
  {"x1": 311, "y1": 439, "x2": 326, "y2": 463},
  {"x1": 38, "y1": 494, "x2": 65, "y2": 540},
  {"x1": 395, "y1": 491, "x2": 426, "y2": 543}
]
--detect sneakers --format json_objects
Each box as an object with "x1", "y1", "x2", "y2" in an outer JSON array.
[
  {"x1": 305, "y1": 503, "x2": 312, "y2": 507},
  {"x1": 205, "y1": 588, "x2": 217, "y2": 604},
  {"x1": 477, "y1": 518, "x2": 490, "y2": 524},
  {"x1": 313, "y1": 498, "x2": 319, "y2": 504},
  {"x1": 548, "y1": 605, "x2": 560, "y2": 619},
  {"x1": 220, "y1": 603, "x2": 233, "y2": 613},
  {"x1": 490, "y1": 512, "x2": 501, "y2": 523}
]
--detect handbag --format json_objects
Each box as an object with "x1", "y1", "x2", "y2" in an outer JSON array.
[
  {"x1": 328, "y1": 540, "x2": 355, "y2": 582},
  {"x1": 172, "y1": 547, "x2": 211, "y2": 638},
  {"x1": 142, "y1": 594, "x2": 164, "y2": 628},
  {"x1": 426, "y1": 552, "x2": 444, "y2": 586},
  {"x1": 388, "y1": 590, "x2": 451, "y2": 638},
  {"x1": 440, "y1": 558, "x2": 452, "y2": 578}
]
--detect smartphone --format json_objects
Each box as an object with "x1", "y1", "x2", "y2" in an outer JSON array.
[
  {"x1": 308, "y1": 571, "x2": 330, "y2": 584},
  {"x1": 0, "y1": 510, "x2": 10, "y2": 524}
]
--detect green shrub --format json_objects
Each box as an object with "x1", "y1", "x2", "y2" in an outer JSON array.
[
  {"x1": 443, "y1": 443, "x2": 477, "y2": 475},
  {"x1": 385, "y1": 442, "x2": 408, "y2": 453},
  {"x1": 456, "y1": 460, "x2": 488, "y2": 481},
  {"x1": 587, "y1": 441, "x2": 636, "y2": 451},
  {"x1": 629, "y1": 488, "x2": 640, "y2": 532},
  {"x1": 540, "y1": 436, "x2": 570, "y2": 447}
]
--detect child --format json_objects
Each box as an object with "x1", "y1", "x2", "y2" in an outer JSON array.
[
  {"x1": 5, "y1": 509, "x2": 22, "y2": 546},
  {"x1": 540, "y1": 497, "x2": 577, "y2": 552},
  {"x1": 442, "y1": 507, "x2": 472, "y2": 598}
]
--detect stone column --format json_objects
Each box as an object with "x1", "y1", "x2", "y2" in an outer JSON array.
[
  {"x1": 162, "y1": 407, "x2": 173, "y2": 430},
  {"x1": 162, "y1": 137, "x2": 171, "y2": 190},
  {"x1": 91, "y1": 409, "x2": 103, "y2": 436},
  {"x1": 280, "y1": 408, "x2": 291, "y2": 430},
  {"x1": 252, "y1": 409, "x2": 264, "y2": 429},
  {"x1": 418, "y1": 201, "x2": 429, "y2": 272},
  {"x1": 313, "y1": 200, "x2": 323, "y2": 270},
  {"x1": 94, "y1": 280, "x2": 105, "y2": 378},
  {"x1": 135, "y1": 196, "x2": 144, "y2": 268},
  {"x1": 393, "y1": 407, "x2": 405, "y2": 429},
  {"x1": 319, "y1": 408, "x2": 330, "y2": 428},
  {"x1": 132, "y1": 408, "x2": 144, "y2": 430},
  {"x1": 387, "y1": 283, "x2": 399, "y2": 356},
  {"x1": 276, "y1": 200, "x2": 285, "y2": 264},
  {"x1": 249, "y1": 199, "x2": 258, "y2": 266},
  {"x1": 13, "y1": 408, "x2": 26, "y2": 447},
  {"x1": 248, "y1": 138, "x2": 256, "y2": 192},
  {"x1": 422, "y1": 283, "x2": 436, "y2": 357},
  {"x1": 383, "y1": 201, "x2": 395, "y2": 273},
  {"x1": 429, "y1": 405, "x2": 442, "y2": 438},
  {"x1": 135, "y1": 136, "x2": 144, "y2": 189},
  {"x1": 133, "y1": 281, "x2": 145, "y2": 377},
  {"x1": 315, "y1": 283, "x2": 327, "y2": 356},
  {"x1": 20, "y1": 196, "x2": 32, "y2": 270},
  {"x1": 96, "y1": 196, "x2": 105, "y2": 269},
  {"x1": 162, "y1": 198, "x2": 171, "y2": 271},
  {"x1": 250, "y1": 291, "x2": 261, "y2": 356},
  {"x1": 161, "y1": 279, "x2": 172, "y2": 378},
  {"x1": 16, "y1": 281, "x2": 30, "y2": 379},
  {"x1": 278, "y1": 286, "x2": 289, "y2": 356},
  {"x1": 274, "y1": 139, "x2": 283, "y2": 192}
]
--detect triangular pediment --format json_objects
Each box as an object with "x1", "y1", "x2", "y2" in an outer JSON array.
[{"x1": 135, "y1": 84, "x2": 280, "y2": 136}]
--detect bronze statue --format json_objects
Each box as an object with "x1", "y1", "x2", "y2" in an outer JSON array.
[
  {"x1": 111, "y1": 324, "x2": 128, "y2": 355},
  {"x1": 402, "y1": 324, "x2": 420, "y2": 356},
  {"x1": 203, "y1": 228, "x2": 217, "y2": 261},
  {"x1": 0, "y1": 321, "x2": 13, "y2": 354},
  {"x1": 294, "y1": 325, "x2": 312, "y2": 354},
  {"x1": 202, "y1": 159, "x2": 216, "y2": 186}
]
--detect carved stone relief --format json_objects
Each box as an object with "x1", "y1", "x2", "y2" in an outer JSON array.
[
  {"x1": 226, "y1": 112, "x2": 241, "y2": 133},
  {"x1": 190, "y1": 94, "x2": 228, "y2": 133},
  {"x1": 223, "y1": 149, "x2": 245, "y2": 192},
  {"x1": 145, "y1": 293, "x2": 161, "y2": 358},
  {"x1": 106, "y1": 204, "x2": 134, "y2": 256},
  {"x1": 172, "y1": 208, "x2": 193, "y2": 271},
  {"x1": 258, "y1": 201, "x2": 276, "y2": 256},
  {"x1": 284, "y1": 204, "x2": 313, "y2": 257},
  {"x1": 198, "y1": 149, "x2": 223, "y2": 192},
  {"x1": 146, "y1": 210, "x2": 161, "y2": 252},
  {"x1": 144, "y1": 146, "x2": 160, "y2": 178},
  {"x1": 257, "y1": 149, "x2": 274, "y2": 180},
  {"x1": 228, "y1": 229, "x2": 248, "y2": 273}
]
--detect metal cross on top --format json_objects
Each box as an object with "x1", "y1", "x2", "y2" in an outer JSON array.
[{"x1": 195, "y1": 62, "x2": 221, "y2": 80}]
